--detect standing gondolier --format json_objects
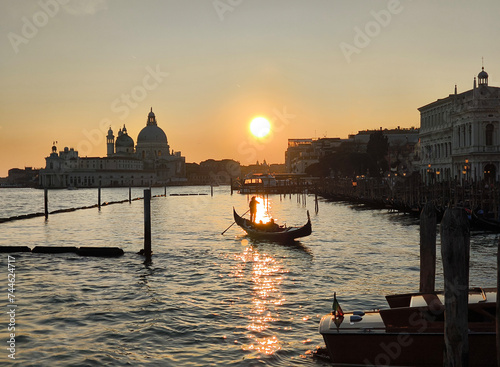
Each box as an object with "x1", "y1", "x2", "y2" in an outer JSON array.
[{"x1": 249, "y1": 196, "x2": 258, "y2": 223}]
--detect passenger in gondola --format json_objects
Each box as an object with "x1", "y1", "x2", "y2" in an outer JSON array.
[
  {"x1": 249, "y1": 196, "x2": 258, "y2": 223},
  {"x1": 266, "y1": 218, "x2": 279, "y2": 232}
]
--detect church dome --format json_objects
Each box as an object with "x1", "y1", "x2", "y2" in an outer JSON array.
[
  {"x1": 137, "y1": 108, "x2": 168, "y2": 145},
  {"x1": 137, "y1": 125, "x2": 168, "y2": 144},
  {"x1": 478, "y1": 68, "x2": 488, "y2": 79},
  {"x1": 116, "y1": 133, "x2": 134, "y2": 148}
]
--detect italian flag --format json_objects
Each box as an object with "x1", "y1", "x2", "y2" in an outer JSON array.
[{"x1": 332, "y1": 292, "x2": 344, "y2": 318}]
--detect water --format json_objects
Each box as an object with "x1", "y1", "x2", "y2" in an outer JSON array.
[{"x1": 0, "y1": 187, "x2": 497, "y2": 366}]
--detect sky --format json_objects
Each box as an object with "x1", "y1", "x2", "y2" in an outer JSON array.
[{"x1": 1, "y1": 0, "x2": 500, "y2": 177}]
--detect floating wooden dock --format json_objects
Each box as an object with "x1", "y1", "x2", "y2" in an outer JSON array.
[{"x1": 0, "y1": 246, "x2": 124, "y2": 257}]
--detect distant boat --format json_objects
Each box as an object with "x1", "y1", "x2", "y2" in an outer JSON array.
[
  {"x1": 319, "y1": 288, "x2": 497, "y2": 366},
  {"x1": 471, "y1": 210, "x2": 500, "y2": 232},
  {"x1": 233, "y1": 208, "x2": 311, "y2": 242},
  {"x1": 240, "y1": 174, "x2": 277, "y2": 194}
]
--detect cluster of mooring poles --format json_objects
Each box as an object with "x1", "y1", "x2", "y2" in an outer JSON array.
[
  {"x1": 419, "y1": 202, "x2": 499, "y2": 366},
  {"x1": 1, "y1": 187, "x2": 162, "y2": 259}
]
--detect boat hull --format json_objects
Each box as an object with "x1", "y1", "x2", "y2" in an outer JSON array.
[
  {"x1": 321, "y1": 330, "x2": 495, "y2": 366},
  {"x1": 319, "y1": 289, "x2": 497, "y2": 366},
  {"x1": 233, "y1": 209, "x2": 311, "y2": 242}
]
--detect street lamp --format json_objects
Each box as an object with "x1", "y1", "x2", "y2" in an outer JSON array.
[
  {"x1": 463, "y1": 159, "x2": 470, "y2": 183},
  {"x1": 427, "y1": 164, "x2": 433, "y2": 184}
]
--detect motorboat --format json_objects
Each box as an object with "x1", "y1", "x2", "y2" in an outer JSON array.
[{"x1": 318, "y1": 288, "x2": 496, "y2": 366}]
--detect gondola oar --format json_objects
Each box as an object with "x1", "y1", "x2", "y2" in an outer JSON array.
[{"x1": 221, "y1": 209, "x2": 250, "y2": 235}]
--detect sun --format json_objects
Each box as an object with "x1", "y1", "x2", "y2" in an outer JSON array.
[{"x1": 250, "y1": 117, "x2": 271, "y2": 138}]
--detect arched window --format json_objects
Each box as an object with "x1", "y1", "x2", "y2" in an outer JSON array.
[{"x1": 486, "y1": 124, "x2": 494, "y2": 146}]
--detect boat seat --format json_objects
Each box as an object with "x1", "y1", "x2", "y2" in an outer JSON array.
[{"x1": 409, "y1": 293, "x2": 443, "y2": 308}]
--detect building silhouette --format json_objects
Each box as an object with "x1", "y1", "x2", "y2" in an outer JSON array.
[{"x1": 40, "y1": 109, "x2": 186, "y2": 188}]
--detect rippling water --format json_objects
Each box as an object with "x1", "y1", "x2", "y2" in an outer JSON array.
[{"x1": 0, "y1": 187, "x2": 497, "y2": 366}]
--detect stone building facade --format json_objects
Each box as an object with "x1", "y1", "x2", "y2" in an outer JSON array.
[{"x1": 419, "y1": 67, "x2": 500, "y2": 183}]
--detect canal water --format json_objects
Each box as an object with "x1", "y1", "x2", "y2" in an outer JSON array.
[{"x1": 0, "y1": 187, "x2": 497, "y2": 366}]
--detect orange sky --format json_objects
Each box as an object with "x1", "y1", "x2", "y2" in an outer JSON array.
[{"x1": 1, "y1": 0, "x2": 499, "y2": 177}]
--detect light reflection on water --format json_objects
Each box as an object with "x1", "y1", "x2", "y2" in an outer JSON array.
[
  {"x1": 253, "y1": 196, "x2": 272, "y2": 224},
  {"x1": 0, "y1": 187, "x2": 497, "y2": 366}
]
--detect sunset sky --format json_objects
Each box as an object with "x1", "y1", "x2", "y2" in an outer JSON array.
[{"x1": 1, "y1": 0, "x2": 500, "y2": 177}]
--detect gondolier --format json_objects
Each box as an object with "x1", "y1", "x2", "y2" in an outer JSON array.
[{"x1": 249, "y1": 196, "x2": 258, "y2": 223}]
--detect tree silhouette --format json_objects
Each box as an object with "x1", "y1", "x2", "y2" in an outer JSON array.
[{"x1": 366, "y1": 131, "x2": 389, "y2": 176}]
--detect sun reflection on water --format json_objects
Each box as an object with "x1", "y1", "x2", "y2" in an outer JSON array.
[
  {"x1": 230, "y1": 240, "x2": 287, "y2": 357},
  {"x1": 253, "y1": 197, "x2": 272, "y2": 224}
]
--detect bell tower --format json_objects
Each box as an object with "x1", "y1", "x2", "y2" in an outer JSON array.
[{"x1": 106, "y1": 127, "x2": 115, "y2": 157}]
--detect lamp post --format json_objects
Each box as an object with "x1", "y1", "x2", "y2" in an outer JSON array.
[
  {"x1": 463, "y1": 159, "x2": 470, "y2": 185},
  {"x1": 427, "y1": 164, "x2": 433, "y2": 185}
]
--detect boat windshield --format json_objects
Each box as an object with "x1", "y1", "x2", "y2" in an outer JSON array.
[{"x1": 244, "y1": 178, "x2": 263, "y2": 184}]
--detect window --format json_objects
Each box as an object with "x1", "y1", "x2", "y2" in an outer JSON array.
[{"x1": 486, "y1": 124, "x2": 494, "y2": 146}]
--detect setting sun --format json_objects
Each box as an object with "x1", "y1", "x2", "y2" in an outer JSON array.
[{"x1": 249, "y1": 117, "x2": 271, "y2": 138}]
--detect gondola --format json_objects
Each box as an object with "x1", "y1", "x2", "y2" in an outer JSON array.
[
  {"x1": 233, "y1": 208, "x2": 311, "y2": 242},
  {"x1": 471, "y1": 210, "x2": 500, "y2": 232}
]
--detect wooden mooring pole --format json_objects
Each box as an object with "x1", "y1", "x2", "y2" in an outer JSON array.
[
  {"x1": 315, "y1": 192, "x2": 319, "y2": 214},
  {"x1": 129, "y1": 185, "x2": 132, "y2": 203},
  {"x1": 98, "y1": 182, "x2": 101, "y2": 210},
  {"x1": 143, "y1": 189, "x2": 152, "y2": 259},
  {"x1": 419, "y1": 202, "x2": 436, "y2": 292},
  {"x1": 44, "y1": 188, "x2": 48, "y2": 219},
  {"x1": 441, "y1": 207, "x2": 470, "y2": 367}
]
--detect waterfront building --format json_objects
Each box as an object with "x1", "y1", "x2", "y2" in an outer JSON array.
[
  {"x1": 186, "y1": 159, "x2": 241, "y2": 185},
  {"x1": 285, "y1": 130, "x2": 418, "y2": 175},
  {"x1": 40, "y1": 109, "x2": 186, "y2": 188},
  {"x1": 285, "y1": 138, "x2": 343, "y2": 174},
  {"x1": 348, "y1": 127, "x2": 419, "y2": 148},
  {"x1": 419, "y1": 67, "x2": 500, "y2": 183},
  {"x1": 1, "y1": 167, "x2": 40, "y2": 187}
]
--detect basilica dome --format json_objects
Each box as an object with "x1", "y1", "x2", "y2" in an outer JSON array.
[
  {"x1": 116, "y1": 125, "x2": 134, "y2": 148},
  {"x1": 135, "y1": 108, "x2": 170, "y2": 161},
  {"x1": 137, "y1": 125, "x2": 168, "y2": 144},
  {"x1": 137, "y1": 108, "x2": 168, "y2": 145}
]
